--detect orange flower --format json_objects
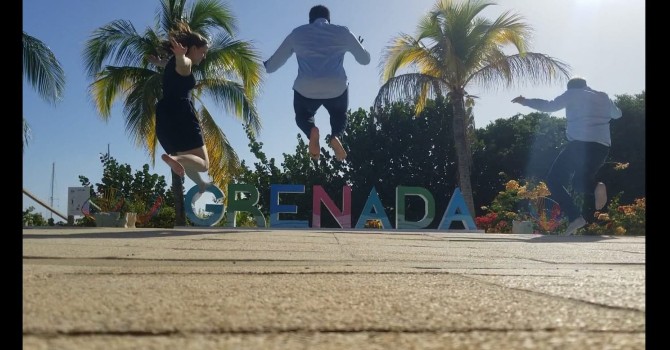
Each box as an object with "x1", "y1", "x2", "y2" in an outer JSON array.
[
  {"x1": 505, "y1": 180, "x2": 520, "y2": 191},
  {"x1": 614, "y1": 162, "x2": 630, "y2": 170}
]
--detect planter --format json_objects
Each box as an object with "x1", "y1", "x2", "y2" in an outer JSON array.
[
  {"x1": 94, "y1": 212, "x2": 121, "y2": 227},
  {"x1": 123, "y1": 212, "x2": 138, "y2": 228},
  {"x1": 512, "y1": 220, "x2": 533, "y2": 234}
]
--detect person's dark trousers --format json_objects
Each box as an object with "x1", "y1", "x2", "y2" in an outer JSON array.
[
  {"x1": 545, "y1": 140, "x2": 610, "y2": 222},
  {"x1": 293, "y1": 89, "x2": 348, "y2": 140}
]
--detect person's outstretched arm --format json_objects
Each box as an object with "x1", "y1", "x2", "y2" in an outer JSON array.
[
  {"x1": 346, "y1": 30, "x2": 370, "y2": 65},
  {"x1": 169, "y1": 37, "x2": 192, "y2": 77},
  {"x1": 264, "y1": 34, "x2": 294, "y2": 73},
  {"x1": 147, "y1": 55, "x2": 168, "y2": 68},
  {"x1": 511, "y1": 92, "x2": 568, "y2": 112},
  {"x1": 608, "y1": 96, "x2": 623, "y2": 119}
]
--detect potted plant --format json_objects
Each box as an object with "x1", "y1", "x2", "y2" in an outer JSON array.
[
  {"x1": 91, "y1": 188, "x2": 124, "y2": 227},
  {"x1": 119, "y1": 198, "x2": 147, "y2": 228}
]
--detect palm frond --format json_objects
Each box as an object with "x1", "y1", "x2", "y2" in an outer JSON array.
[
  {"x1": 198, "y1": 106, "x2": 241, "y2": 186},
  {"x1": 83, "y1": 20, "x2": 152, "y2": 78},
  {"x1": 197, "y1": 79, "x2": 261, "y2": 135},
  {"x1": 380, "y1": 0, "x2": 571, "y2": 96},
  {"x1": 201, "y1": 32, "x2": 263, "y2": 99},
  {"x1": 23, "y1": 32, "x2": 65, "y2": 105},
  {"x1": 122, "y1": 71, "x2": 164, "y2": 146},
  {"x1": 188, "y1": 0, "x2": 236, "y2": 36},
  {"x1": 89, "y1": 66, "x2": 159, "y2": 120},
  {"x1": 23, "y1": 117, "x2": 32, "y2": 150},
  {"x1": 471, "y1": 52, "x2": 571, "y2": 91},
  {"x1": 374, "y1": 73, "x2": 449, "y2": 115},
  {"x1": 464, "y1": 11, "x2": 531, "y2": 72},
  {"x1": 379, "y1": 34, "x2": 428, "y2": 82},
  {"x1": 159, "y1": 0, "x2": 188, "y2": 32}
]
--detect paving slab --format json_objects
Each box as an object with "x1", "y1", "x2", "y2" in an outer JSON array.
[{"x1": 23, "y1": 228, "x2": 645, "y2": 349}]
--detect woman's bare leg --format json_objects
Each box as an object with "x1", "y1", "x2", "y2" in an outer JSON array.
[
  {"x1": 163, "y1": 146, "x2": 210, "y2": 193},
  {"x1": 161, "y1": 154, "x2": 185, "y2": 178}
]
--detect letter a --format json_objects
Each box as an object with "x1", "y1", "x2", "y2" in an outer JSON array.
[
  {"x1": 437, "y1": 187, "x2": 477, "y2": 230},
  {"x1": 355, "y1": 187, "x2": 392, "y2": 229}
]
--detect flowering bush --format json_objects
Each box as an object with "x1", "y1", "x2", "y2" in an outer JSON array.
[
  {"x1": 478, "y1": 177, "x2": 646, "y2": 235},
  {"x1": 476, "y1": 179, "x2": 564, "y2": 234},
  {"x1": 364, "y1": 219, "x2": 383, "y2": 229},
  {"x1": 583, "y1": 194, "x2": 645, "y2": 235},
  {"x1": 531, "y1": 201, "x2": 563, "y2": 233},
  {"x1": 474, "y1": 212, "x2": 511, "y2": 233}
]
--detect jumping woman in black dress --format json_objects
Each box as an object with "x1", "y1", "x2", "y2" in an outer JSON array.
[{"x1": 151, "y1": 22, "x2": 210, "y2": 196}]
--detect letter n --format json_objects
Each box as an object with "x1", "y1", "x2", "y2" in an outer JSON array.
[{"x1": 312, "y1": 185, "x2": 351, "y2": 228}]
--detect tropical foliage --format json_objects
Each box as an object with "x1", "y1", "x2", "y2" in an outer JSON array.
[
  {"x1": 23, "y1": 206, "x2": 48, "y2": 227},
  {"x1": 78, "y1": 154, "x2": 175, "y2": 227},
  {"x1": 374, "y1": 0, "x2": 571, "y2": 216},
  {"x1": 601, "y1": 91, "x2": 645, "y2": 205}
]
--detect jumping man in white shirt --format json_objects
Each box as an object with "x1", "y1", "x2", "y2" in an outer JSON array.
[
  {"x1": 512, "y1": 77, "x2": 623, "y2": 235},
  {"x1": 264, "y1": 5, "x2": 371, "y2": 161}
]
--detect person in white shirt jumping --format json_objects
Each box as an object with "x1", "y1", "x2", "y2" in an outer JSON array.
[
  {"x1": 512, "y1": 77, "x2": 622, "y2": 235},
  {"x1": 264, "y1": 5, "x2": 371, "y2": 162}
]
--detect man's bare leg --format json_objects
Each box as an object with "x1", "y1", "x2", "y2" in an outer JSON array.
[
  {"x1": 309, "y1": 127, "x2": 320, "y2": 160},
  {"x1": 329, "y1": 136, "x2": 347, "y2": 161}
]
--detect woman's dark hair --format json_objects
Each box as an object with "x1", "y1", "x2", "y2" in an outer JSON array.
[
  {"x1": 159, "y1": 21, "x2": 209, "y2": 56},
  {"x1": 309, "y1": 5, "x2": 330, "y2": 23}
]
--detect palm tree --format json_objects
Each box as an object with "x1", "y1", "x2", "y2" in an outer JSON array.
[
  {"x1": 22, "y1": 31, "x2": 66, "y2": 151},
  {"x1": 375, "y1": 0, "x2": 571, "y2": 217},
  {"x1": 83, "y1": 0, "x2": 263, "y2": 225}
]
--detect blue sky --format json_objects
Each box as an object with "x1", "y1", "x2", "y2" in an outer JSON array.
[{"x1": 22, "y1": 0, "x2": 645, "y2": 219}]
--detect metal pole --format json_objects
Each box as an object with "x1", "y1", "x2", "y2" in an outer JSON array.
[
  {"x1": 50, "y1": 162, "x2": 55, "y2": 219},
  {"x1": 23, "y1": 188, "x2": 68, "y2": 221}
]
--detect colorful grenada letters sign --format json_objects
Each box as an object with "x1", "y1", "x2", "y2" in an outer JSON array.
[{"x1": 184, "y1": 184, "x2": 477, "y2": 231}]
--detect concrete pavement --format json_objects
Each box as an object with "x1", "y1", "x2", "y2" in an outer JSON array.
[{"x1": 23, "y1": 227, "x2": 645, "y2": 349}]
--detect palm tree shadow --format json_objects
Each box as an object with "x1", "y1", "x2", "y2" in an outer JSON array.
[{"x1": 23, "y1": 228, "x2": 264, "y2": 239}]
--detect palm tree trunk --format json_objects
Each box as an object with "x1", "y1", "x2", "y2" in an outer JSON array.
[
  {"x1": 171, "y1": 172, "x2": 186, "y2": 226},
  {"x1": 451, "y1": 92, "x2": 476, "y2": 217}
]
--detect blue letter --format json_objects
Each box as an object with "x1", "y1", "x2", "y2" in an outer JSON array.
[
  {"x1": 270, "y1": 184, "x2": 309, "y2": 228},
  {"x1": 355, "y1": 187, "x2": 392, "y2": 229},
  {"x1": 185, "y1": 184, "x2": 225, "y2": 226},
  {"x1": 437, "y1": 187, "x2": 477, "y2": 230}
]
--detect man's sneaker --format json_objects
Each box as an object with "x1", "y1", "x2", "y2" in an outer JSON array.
[
  {"x1": 562, "y1": 216, "x2": 586, "y2": 236},
  {"x1": 595, "y1": 182, "x2": 607, "y2": 210}
]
